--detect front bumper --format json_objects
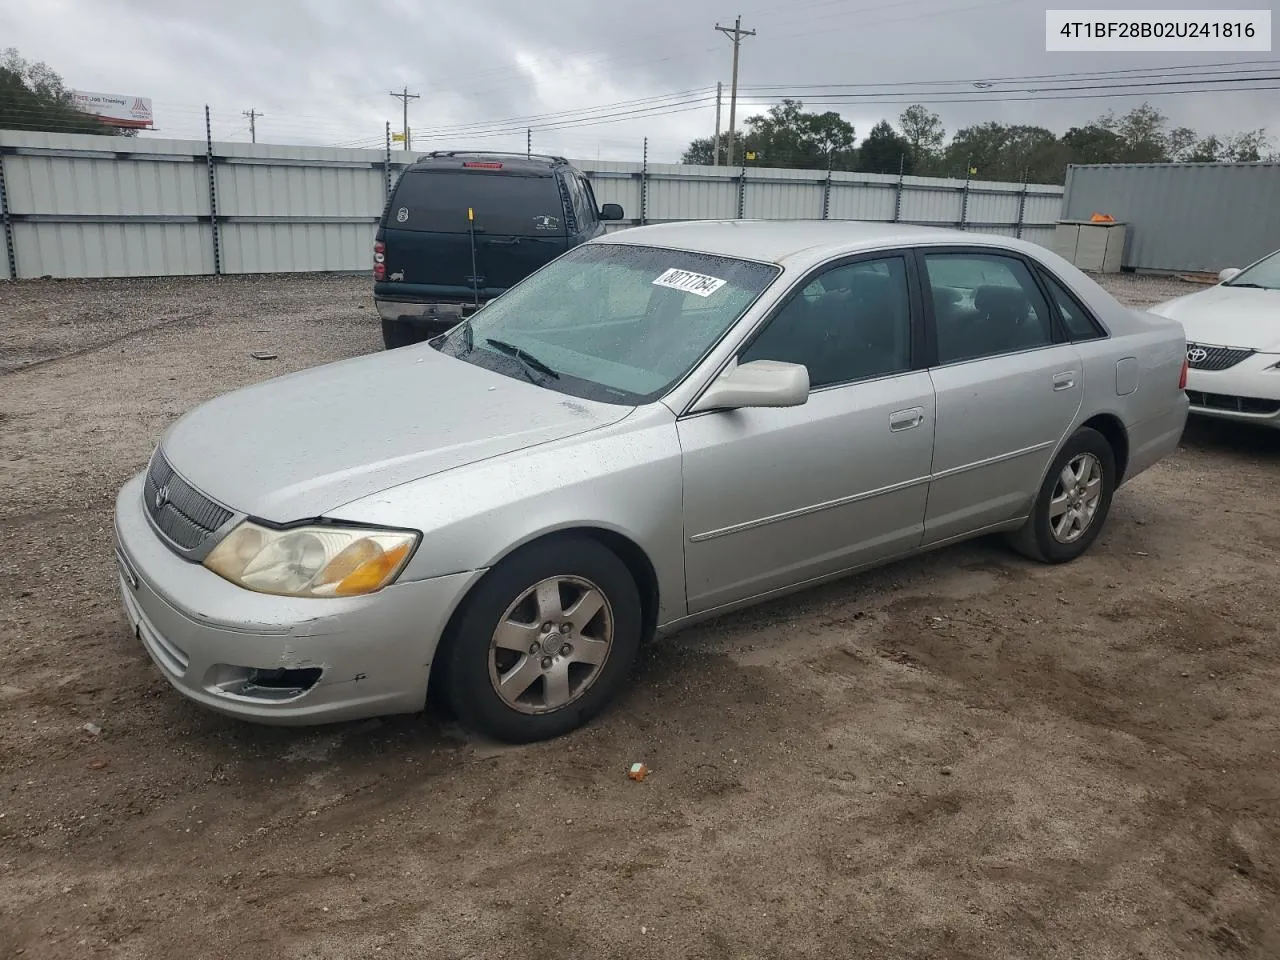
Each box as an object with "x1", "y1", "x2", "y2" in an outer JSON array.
[
  {"x1": 1185, "y1": 356, "x2": 1280, "y2": 428},
  {"x1": 113, "y1": 472, "x2": 483, "y2": 725}
]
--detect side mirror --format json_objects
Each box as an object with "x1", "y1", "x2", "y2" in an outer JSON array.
[
  {"x1": 1219, "y1": 267, "x2": 1241, "y2": 283},
  {"x1": 689, "y1": 360, "x2": 809, "y2": 414},
  {"x1": 599, "y1": 203, "x2": 624, "y2": 221}
]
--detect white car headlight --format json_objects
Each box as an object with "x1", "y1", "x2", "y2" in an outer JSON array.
[{"x1": 203, "y1": 521, "x2": 419, "y2": 598}]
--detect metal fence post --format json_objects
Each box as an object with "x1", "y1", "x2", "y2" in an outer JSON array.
[
  {"x1": 893, "y1": 154, "x2": 905, "y2": 223},
  {"x1": 641, "y1": 137, "x2": 649, "y2": 225},
  {"x1": 1015, "y1": 169, "x2": 1028, "y2": 239},
  {"x1": 959, "y1": 158, "x2": 971, "y2": 231},
  {"x1": 0, "y1": 151, "x2": 16, "y2": 281},
  {"x1": 821, "y1": 152, "x2": 832, "y2": 220},
  {"x1": 737, "y1": 158, "x2": 747, "y2": 218},
  {"x1": 384, "y1": 121, "x2": 392, "y2": 200},
  {"x1": 204, "y1": 105, "x2": 222, "y2": 276}
]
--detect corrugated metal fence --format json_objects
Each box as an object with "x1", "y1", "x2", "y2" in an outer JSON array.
[
  {"x1": 1062, "y1": 162, "x2": 1280, "y2": 273},
  {"x1": 0, "y1": 130, "x2": 1064, "y2": 280}
]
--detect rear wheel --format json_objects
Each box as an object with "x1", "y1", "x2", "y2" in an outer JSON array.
[
  {"x1": 440, "y1": 536, "x2": 642, "y2": 743},
  {"x1": 1008, "y1": 426, "x2": 1116, "y2": 564},
  {"x1": 381, "y1": 318, "x2": 423, "y2": 350}
]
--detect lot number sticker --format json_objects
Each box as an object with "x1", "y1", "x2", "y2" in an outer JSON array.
[{"x1": 652, "y1": 267, "x2": 727, "y2": 298}]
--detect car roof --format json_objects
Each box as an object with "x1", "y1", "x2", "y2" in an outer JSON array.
[{"x1": 596, "y1": 219, "x2": 1045, "y2": 271}]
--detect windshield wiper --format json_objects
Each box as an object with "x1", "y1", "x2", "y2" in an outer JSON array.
[
  {"x1": 1227, "y1": 282, "x2": 1271, "y2": 289},
  {"x1": 484, "y1": 338, "x2": 561, "y2": 381}
]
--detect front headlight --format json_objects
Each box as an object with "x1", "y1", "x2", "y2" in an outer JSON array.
[{"x1": 203, "y1": 522, "x2": 419, "y2": 598}]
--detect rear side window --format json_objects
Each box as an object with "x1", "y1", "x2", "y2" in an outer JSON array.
[
  {"x1": 567, "y1": 174, "x2": 596, "y2": 231},
  {"x1": 923, "y1": 253, "x2": 1053, "y2": 364},
  {"x1": 388, "y1": 170, "x2": 566, "y2": 237},
  {"x1": 1039, "y1": 270, "x2": 1107, "y2": 341}
]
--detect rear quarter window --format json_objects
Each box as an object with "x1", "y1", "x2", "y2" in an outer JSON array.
[{"x1": 388, "y1": 170, "x2": 566, "y2": 237}]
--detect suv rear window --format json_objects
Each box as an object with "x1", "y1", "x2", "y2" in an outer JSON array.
[{"x1": 388, "y1": 170, "x2": 566, "y2": 237}]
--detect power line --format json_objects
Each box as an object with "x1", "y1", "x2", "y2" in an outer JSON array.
[{"x1": 741, "y1": 60, "x2": 1280, "y2": 92}]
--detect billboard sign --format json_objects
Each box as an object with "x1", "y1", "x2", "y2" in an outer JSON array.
[{"x1": 70, "y1": 91, "x2": 154, "y2": 129}]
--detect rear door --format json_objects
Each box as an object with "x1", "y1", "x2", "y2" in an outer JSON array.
[
  {"x1": 380, "y1": 166, "x2": 569, "y2": 300},
  {"x1": 919, "y1": 248, "x2": 1084, "y2": 544}
]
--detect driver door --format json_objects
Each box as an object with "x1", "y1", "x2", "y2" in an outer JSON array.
[{"x1": 676, "y1": 253, "x2": 936, "y2": 615}]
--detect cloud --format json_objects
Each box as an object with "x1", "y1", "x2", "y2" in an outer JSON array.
[{"x1": 2, "y1": 0, "x2": 1276, "y2": 162}]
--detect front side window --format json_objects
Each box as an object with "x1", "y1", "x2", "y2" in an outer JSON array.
[
  {"x1": 740, "y1": 256, "x2": 912, "y2": 388},
  {"x1": 924, "y1": 253, "x2": 1054, "y2": 363},
  {"x1": 434, "y1": 243, "x2": 780, "y2": 404}
]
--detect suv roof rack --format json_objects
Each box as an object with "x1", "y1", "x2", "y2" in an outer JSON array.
[{"x1": 423, "y1": 150, "x2": 569, "y2": 164}]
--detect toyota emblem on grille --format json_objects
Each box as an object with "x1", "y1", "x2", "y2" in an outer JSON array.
[
  {"x1": 154, "y1": 483, "x2": 170, "y2": 510},
  {"x1": 1187, "y1": 347, "x2": 1209, "y2": 364}
]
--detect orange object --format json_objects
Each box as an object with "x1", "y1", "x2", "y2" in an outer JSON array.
[
  {"x1": 628, "y1": 763, "x2": 648, "y2": 781},
  {"x1": 1090, "y1": 213, "x2": 1116, "y2": 222}
]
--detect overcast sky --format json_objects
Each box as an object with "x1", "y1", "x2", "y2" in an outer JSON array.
[{"x1": 4, "y1": 0, "x2": 1278, "y2": 163}]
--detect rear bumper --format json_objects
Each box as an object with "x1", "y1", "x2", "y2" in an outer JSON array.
[
  {"x1": 375, "y1": 300, "x2": 469, "y2": 339},
  {"x1": 1123, "y1": 396, "x2": 1189, "y2": 483}
]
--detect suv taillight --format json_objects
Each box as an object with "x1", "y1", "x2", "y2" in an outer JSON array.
[
  {"x1": 373, "y1": 240, "x2": 385, "y2": 281},
  {"x1": 1179, "y1": 356, "x2": 1189, "y2": 390}
]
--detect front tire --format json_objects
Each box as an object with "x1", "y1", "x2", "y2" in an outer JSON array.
[
  {"x1": 1008, "y1": 426, "x2": 1116, "y2": 564},
  {"x1": 440, "y1": 536, "x2": 642, "y2": 743}
]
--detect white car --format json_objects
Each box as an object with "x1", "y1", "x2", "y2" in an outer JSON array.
[{"x1": 1149, "y1": 249, "x2": 1280, "y2": 429}]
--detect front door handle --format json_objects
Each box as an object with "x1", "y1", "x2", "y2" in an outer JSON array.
[
  {"x1": 889, "y1": 407, "x2": 925, "y2": 432},
  {"x1": 1052, "y1": 371, "x2": 1077, "y2": 391}
]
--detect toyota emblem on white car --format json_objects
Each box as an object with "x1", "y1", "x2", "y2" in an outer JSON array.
[{"x1": 1187, "y1": 347, "x2": 1209, "y2": 364}]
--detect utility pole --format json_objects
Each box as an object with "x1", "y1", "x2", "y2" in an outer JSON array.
[
  {"x1": 389, "y1": 86, "x2": 420, "y2": 151},
  {"x1": 242, "y1": 108, "x2": 262, "y2": 143},
  {"x1": 713, "y1": 81, "x2": 723, "y2": 166},
  {"x1": 715, "y1": 16, "x2": 755, "y2": 167}
]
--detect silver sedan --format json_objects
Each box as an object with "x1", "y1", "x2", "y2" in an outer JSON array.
[{"x1": 113, "y1": 221, "x2": 1189, "y2": 742}]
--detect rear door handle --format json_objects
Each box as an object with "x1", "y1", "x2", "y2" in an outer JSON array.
[
  {"x1": 889, "y1": 407, "x2": 925, "y2": 432},
  {"x1": 1052, "y1": 371, "x2": 1077, "y2": 391}
]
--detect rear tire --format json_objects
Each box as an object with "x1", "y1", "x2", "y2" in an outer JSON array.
[
  {"x1": 381, "y1": 318, "x2": 423, "y2": 350},
  {"x1": 439, "y1": 536, "x2": 642, "y2": 743},
  {"x1": 1008, "y1": 426, "x2": 1116, "y2": 564}
]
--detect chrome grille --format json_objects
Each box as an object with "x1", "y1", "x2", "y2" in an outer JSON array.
[
  {"x1": 1186, "y1": 342, "x2": 1254, "y2": 371},
  {"x1": 143, "y1": 450, "x2": 233, "y2": 551}
]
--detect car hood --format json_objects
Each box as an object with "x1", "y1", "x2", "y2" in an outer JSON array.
[
  {"x1": 160, "y1": 344, "x2": 632, "y2": 521},
  {"x1": 1150, "y1": 286, "x2": 1280, "y2": 352}
]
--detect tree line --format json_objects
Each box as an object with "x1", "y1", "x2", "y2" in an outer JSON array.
[
  {"x1": 0, "y1": 48, "x2": 122, "y2": 136},
  {"x1": 681, "y1": 99, "x2": 1275, "y2": 184}
]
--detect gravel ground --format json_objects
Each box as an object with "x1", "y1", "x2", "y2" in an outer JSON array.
[{"x1": 2, "y1": 271, "x2": 1278, "y2": 960}]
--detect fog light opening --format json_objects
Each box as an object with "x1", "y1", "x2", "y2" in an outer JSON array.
[{"x1": 246, "y1": 667, "x2": 323, "y2": 693}]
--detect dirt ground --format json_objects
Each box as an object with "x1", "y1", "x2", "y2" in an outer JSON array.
[{"x1": 1, "y1": 271, "x2": 1278, "y2": 960}]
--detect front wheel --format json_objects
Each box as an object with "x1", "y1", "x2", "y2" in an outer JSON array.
[
  {"x1": 439, "y1": 536, "x2": 642, "y2": 743},
  {"x1": 1008, "y1": 426, "x2": 1117, "y2": 564}
]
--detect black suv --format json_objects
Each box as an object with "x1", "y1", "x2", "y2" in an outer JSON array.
[{"x1": 373, "y1": 151, "x2": 624, "y2": 348}]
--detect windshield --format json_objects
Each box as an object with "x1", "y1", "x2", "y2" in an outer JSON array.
[
  {"x1": 433, "y1": 242, "x2": 781, "y2": 404},
  {"x1": 1225, "y1": 249, "x2": 1280, "y2": 290}
]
